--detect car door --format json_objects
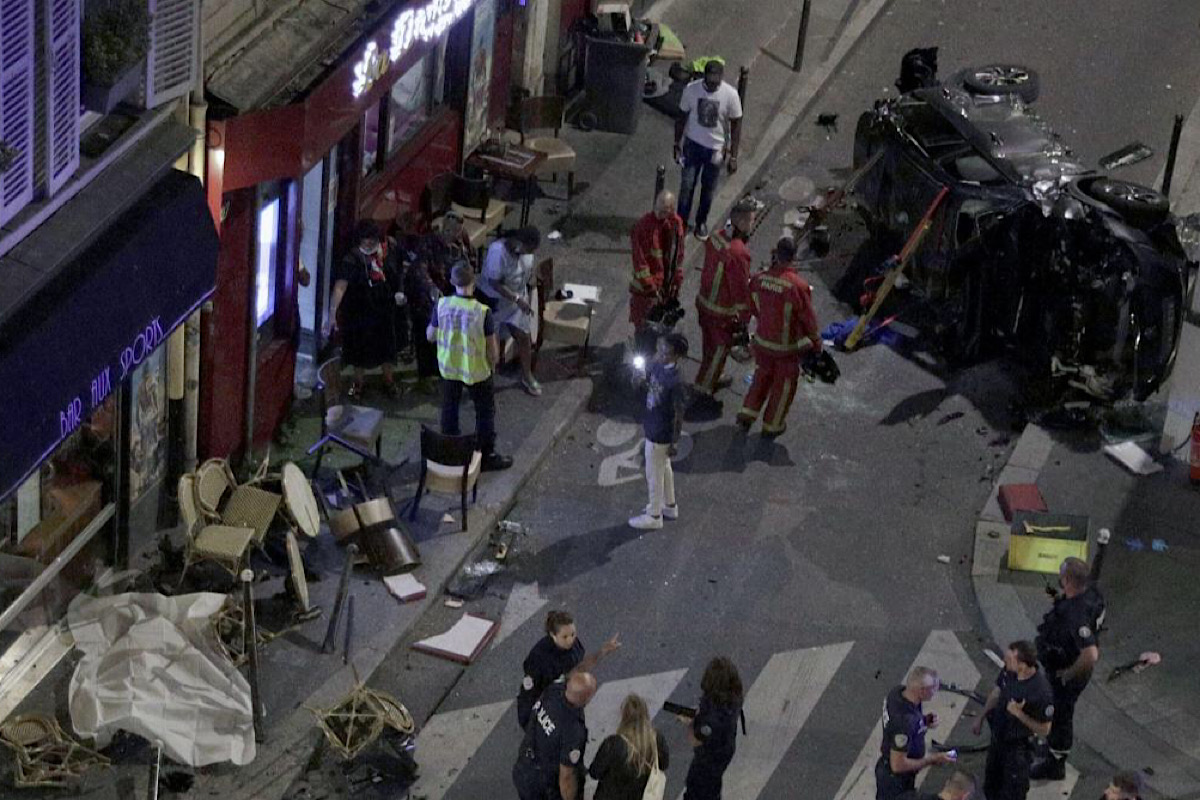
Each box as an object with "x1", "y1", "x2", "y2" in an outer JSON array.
[{"x1": 881, "y1": 147, "x2": 955, "y2": 290}]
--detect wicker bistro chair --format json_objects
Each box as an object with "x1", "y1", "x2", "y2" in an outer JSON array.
[
  {"x1": 0, "y1": 714, "x2": 109, "y2": 788},
  {"x1": 193, "y1": 458, "x2": 282, "y2": 546},
  {"x1": 177, "y1": 474, "x2": 255, "y2": 586},
  {"x1": 517, "y1": 96, "x2": 577, "y2": 199},
  {"x1": 409, "y1": 426, "x2": 481, "y2": 532}
]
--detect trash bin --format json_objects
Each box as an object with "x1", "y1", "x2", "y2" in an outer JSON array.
[{"x1": 583, "y1": 36, "x2": 650, "y2": 134}]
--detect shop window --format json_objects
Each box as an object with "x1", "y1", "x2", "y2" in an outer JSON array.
[
  {"x1": 361, "y1": 103, "x2": 384, "y2": 177},
  {"x1": 256, "y1": 197, "x2": 281, "y2": 327},
  {"x1": 128, "y1": 348, "x2": 168, "y2": 501},
  {"x1": 386, "y1": 50, "x2": 439, "y2": 157}
]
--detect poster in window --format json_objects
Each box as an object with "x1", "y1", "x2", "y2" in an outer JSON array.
[
  {"x1": 463, "y1": 0, "x2": 496, "y2": 156},
  {"x1": 129, "y1": 347, "x2": 168, "y2": 501}
]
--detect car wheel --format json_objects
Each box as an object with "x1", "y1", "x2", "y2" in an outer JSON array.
[
  {"x1": 1082, "y1": 177, "x2": 1171, "y2": 228},
  {"x1": 963, "y1": 64, "x2": 1040, "y2": 103}
]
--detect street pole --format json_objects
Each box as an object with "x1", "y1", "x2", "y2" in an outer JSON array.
[
  {"x1": 654, "y1": 164, "x2": 666, "y2": 204},
  {"x1": 737, "y1": 66, "x2": 750, "y2": 108},
  {"x1": 792, "y1": 0, "x2": 812, "y2": 73},
  {"x1": 322, "y1": 543, "x2": 358, "y2": 653},
  {"x1": 1162, "y1": 114, "x2": 1185, "y2": 197},
  {"x1": 146, "y1": 741, "x2": 162, "y2": 800}
]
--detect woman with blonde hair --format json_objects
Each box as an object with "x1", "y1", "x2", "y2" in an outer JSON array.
[{"x1": 589, "y1": 693, "x2": 670, "y2": 799}]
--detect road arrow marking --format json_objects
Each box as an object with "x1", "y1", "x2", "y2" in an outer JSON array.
[
  {"x1": 494, "y1": 582, "x2": 549, "y2": 649},
  {"x1": 408, "y1": 699, "x2": 513, "y2": 800},
  {"x1": 834, "y1": 630, "x2": 980, "y2": 800},
  {"x1": 582, "y1": 668, "x2": 690, "y2": 800},
  {"x1": 716, "y1": 641, "x2": 855, "y2": 800}
]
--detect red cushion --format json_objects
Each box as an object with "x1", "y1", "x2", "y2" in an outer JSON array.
[{"x1": 998, "y1": 484, "x2": 1047, "y2": 521}]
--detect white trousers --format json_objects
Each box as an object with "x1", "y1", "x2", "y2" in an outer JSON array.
[{"x1": 644, "y1": 439, "x2": 676, "y2": 516}]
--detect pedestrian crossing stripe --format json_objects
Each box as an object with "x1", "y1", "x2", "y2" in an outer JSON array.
[{"x1": 405, "y1": 631, "x2": 1087, "y2": 800}]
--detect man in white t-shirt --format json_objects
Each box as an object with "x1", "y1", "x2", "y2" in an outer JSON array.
[{"x1": 674, "y1": 60, "x2": 743, "y2": 241}]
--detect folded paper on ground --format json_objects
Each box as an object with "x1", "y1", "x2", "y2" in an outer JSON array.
[
  {"x1": 384, "y1": 573, "x2": 427, "y2": 602},
  {"x1": 411, "y1": 613, "x2": 497, "y2": 664}
]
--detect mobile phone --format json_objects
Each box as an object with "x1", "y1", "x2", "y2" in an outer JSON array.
[
  {"x1": 946, "y1": 749, "x2": 958, "y2": 761},
  {"x1": 663, "y1": 701, "x2": 697, "y2": 718}
]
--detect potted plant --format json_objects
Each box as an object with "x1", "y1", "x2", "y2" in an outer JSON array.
[{"x1": 82, "y1": 0, "x2": 150, "y2": 114}]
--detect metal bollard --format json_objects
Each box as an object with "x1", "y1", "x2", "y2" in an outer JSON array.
[
  {"x1": 146, "y1": 740, "x2": 162, "y2": 800},
  {"x1": 654, "y1": 164, "x2": 666, "y2": 205},
  {"x1": 1162, "y1": 114, "x2": 1185, "y2": 197},
  {"x1": 241, "y1": 570, "x2": 266, "y2": 743},
  {"x1": 737, "y1": 66, "x2": 750, "y2": 108},
  {"x1": 792, "y1": 0, "x2": 812, "y2": 73},
  {"x1": 1090, "y1": 527, "x2": 1111, "y2": 585},
  {"x1": 322, "y1": 543, "x2": 358, "y2": 654}
]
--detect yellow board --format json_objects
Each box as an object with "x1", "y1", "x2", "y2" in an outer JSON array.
[{"x1": 1007, "y1": 511, "x2": 1089, "y2": 574}]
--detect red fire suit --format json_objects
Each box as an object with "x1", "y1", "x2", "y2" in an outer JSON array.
[
  {"x1": 629, "y1": 211, "x2": 685, "y2": 328},
  {"x1": 738, "y1": 265, "x2": 821, "y2": 435},
  {"x1": 694, "y1": 229, "x2": 753, "y2": 394}
]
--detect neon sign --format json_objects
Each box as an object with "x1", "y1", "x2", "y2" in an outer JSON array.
[{"x1": 351, "y1": 0, "x2": 475, "y2": 99}]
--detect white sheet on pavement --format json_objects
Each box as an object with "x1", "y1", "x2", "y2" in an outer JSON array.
[{"x1": 66, "y1": 592, "x2": 256, "y2": 766}]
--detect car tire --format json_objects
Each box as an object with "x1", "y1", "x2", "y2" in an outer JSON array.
[
  {"x1": 962, "y1": 64, "x2": 1040, "y2": 104},
  {"x1": 1082, "y1": 177, "x2": 1170, "y2": 227}
]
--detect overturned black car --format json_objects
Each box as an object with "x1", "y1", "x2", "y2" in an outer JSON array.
[{"x1": 851, "y1": 52, "x2": 1192, "y2": 400}]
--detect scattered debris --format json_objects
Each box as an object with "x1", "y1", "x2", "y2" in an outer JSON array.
[
  {"x1": 1152, "y1": 538, "x2": 1169, "y2": 553},
  {"x1": 1125, "y1": 538, "x2": 1145, "y2": 552},
  {"x1": 1099, "y1": 142, "x2": 1153, "y2": 171},
  {"x1": 1107, "y1": 651, "x2": 1162, "y2": 683},
  {"x1": 444, "y1": 598, "x2": 464, "y2": 609},
  {"x1": 0, "y1": 714, "x2": 110, "y2": 788},
  {"x1": 411, "y1": 613, "x2": 498, "y2": 664},
  {"x1": 937, "y1": 411, "x2": 965, "y2": 426},
  {"x1": 442, "y1": 513, "x2": 456, "y2": 524},
  {"x1": 160, "y1": 770, "x2": 195, "y2": 793},
  {"x1": 309, "y1": 685, "x2": 414, "y2": 761},
  {"x1": 936, "y1": 555, "x2": 951, "y2": 564},
  {"x1": 384, "y1": 573, "x2": 427, "y2": 603},
  {"x1": 1103, "y1": 441, "x2": 1163, "y2": 475},
  {"x1": 816, "y1": 113, "x2": 839, "y2": 132},
  {"x1": 547, "y1": 230, "x2": 563, "y2": 240}
]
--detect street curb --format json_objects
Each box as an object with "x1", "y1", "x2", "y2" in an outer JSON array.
[{"x1": 970, "y1": 425, "x2": 1200, "y2": 798}]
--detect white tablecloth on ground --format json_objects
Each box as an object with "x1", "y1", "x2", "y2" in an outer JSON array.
[{"x1": 66, "y1": 592, "x2": 255, "y2": 766}]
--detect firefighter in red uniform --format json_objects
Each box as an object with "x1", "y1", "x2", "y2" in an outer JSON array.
[
  {"x1": 738, "y1": 237, "x2": 821, "y2": 437},
  {"x1": 694, "y1": 196, "x2": 757, "y2": 406},
  {"x1": 629, "y1": 191, "x2": 686, "y2": 330}
]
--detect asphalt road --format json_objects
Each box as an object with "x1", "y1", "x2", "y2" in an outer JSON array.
[{"x1": 339, "y1": 2, "x2": 1200, "y2": 799}]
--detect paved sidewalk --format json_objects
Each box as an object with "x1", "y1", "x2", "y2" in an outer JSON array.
[{"x1": 973, "y1": 423, "x2": 1200, "y2": 800}]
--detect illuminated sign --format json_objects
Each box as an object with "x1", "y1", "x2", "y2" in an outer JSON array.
[{"x1": 351, "y1": 0, "x2": 475, "y2": 99}]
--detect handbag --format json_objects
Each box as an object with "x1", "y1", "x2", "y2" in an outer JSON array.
[{"x1": 641, "y1": 751, "x2": 666, "y2": 800}]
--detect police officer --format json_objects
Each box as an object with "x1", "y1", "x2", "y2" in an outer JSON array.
[
  {"x1": 876, "y1": 666, "x2": 954, "y2": 800},
  {"x1": 681, "y1": 656, "x2": 744, "y2": 800},
  {"x1": 973, "y1": 641, "x2": 1054, "y2": 800},
  {"x1": 517, "y1": 611, "x2": 621, "y2": 730},
  {"x1": 1031, "y1": 557, "x2": 1105, "y2": 780},
  {"x1": 896, "y1": 770, "x2": 978, "y2": 800},
  {"x1": 513, "y1": 671, "x2": 598, "y2": 800}
]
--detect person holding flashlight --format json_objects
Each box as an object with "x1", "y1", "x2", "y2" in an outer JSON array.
[{"x1": 629, "y1": 333, "x2": 688, "y2": 531}]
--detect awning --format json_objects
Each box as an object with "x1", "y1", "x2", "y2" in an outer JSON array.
[{"x1": 0, "y1": 170, "x2": 218, "y2": 502}]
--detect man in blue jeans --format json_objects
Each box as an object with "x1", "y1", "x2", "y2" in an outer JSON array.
[{"x1": 674, "y1": 60, "x2": 744, "y2": 240}]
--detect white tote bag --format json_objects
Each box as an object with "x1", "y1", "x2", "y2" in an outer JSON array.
[{"x1": 642, "y1": 751, "x2": 666, "y2": 800}]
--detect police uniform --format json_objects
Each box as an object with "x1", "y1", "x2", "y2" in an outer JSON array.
[
  {"x1": 1035, "y1": 585, "x2": 1105, "y2": 760},
  {"x1": 517, "y1": 635, "x2": 585, "y2": 730},
  {"x1": 984, "y1": 668, "x2": 1054, "y2": 800},
  {"x1": 875, "y1": 685, "x2": 929, "y2": 800},
  {"x1": 513, "y1": 682, "x2": 589, "y2": 800},
  {"x1": 683, "y1": 697, "x2": 740, "y2": 800}
]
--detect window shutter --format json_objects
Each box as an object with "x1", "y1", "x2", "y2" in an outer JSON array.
[
  {"x1": 44, "y1": 0, "x2": 80, "y2": 196},
  {"x1": 0, "y1": 0, "x2": 36, "y2": 227},
  {"x1": 145, "y1": 0, "x2": 198, "y2": 108}
]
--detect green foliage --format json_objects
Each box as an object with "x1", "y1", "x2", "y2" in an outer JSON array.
[{"x1": 82, "y1": 0, "x2": 150, "y2": 85}]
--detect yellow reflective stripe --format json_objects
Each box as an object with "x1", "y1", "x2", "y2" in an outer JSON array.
[
  {"x1": 769, "y1": 378, "x2": 795, "y2": 430},
  {"x1": 783, "y1": 303, "x2": 794, "y2": 348},
  {"x1": 706, "y1": 264, "x2": 725, "y2": 305},
  {"x1": 698, "y1": 344, "x2": 727, "y2": 391},
  {"x1": 753, "y1": 336, "x2": 813, "y2": 354},
  {"x1": 632, "y1": 268, "x2": 653, "y2": 278},
  {"x1": 648, "y1": 248, "x2": 663, "y2": 257},
  {"x1": 696, "y1": 294, "x2": 739, "y2": 316}
]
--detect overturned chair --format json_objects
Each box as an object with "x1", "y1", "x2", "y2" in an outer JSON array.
[
  {"x1": 308, "y1": 355, "x2": 386, "y2": 478},
  {"x1": 0, "y1": 714, "x2": 109, "y2": 788}
]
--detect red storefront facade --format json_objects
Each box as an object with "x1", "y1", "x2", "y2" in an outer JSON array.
[{"x1": 200, "y1": 0, "x2": 516, "y2": 462}]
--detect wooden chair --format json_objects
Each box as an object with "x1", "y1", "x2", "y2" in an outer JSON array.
[
  {"x1": 450, "y1": 174, "x2": 509, "y2": 249},
  {"x1": 306, "y1": 355, "x2": 386, "y2": 478},
  {"x1": 422, "y1": 172, "x2": 455, "y2": 227},
  {"x1": 535, "y1": 258, "x2": 595, "y2": 369},
  {"x1": 193, "y1": 458, "x2": 282, "y2": 546},
  {"x1": 518, "y1": 96, "x2": 577, "y2": 199},
  {"x1": 408, "y1": 426, "x2": 481, "y2": 532},
  {"x1": 177, "y1": 474, "x2": 255, "y2": 587}
]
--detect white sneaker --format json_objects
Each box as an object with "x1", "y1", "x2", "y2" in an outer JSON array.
[
  {"x1": 629, "y1": 513, "x2": 664, "y2": 530},
  {"x1": 648, "y1": 504, "x2": 679, "y2": 520}
]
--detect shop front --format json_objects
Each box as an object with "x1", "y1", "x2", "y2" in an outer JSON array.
[
  {"x1": 202, "y1": 0, "x2": 514, "y2": 463},
  {"x1": 0, "y1": 170, "x2": 219, "y2": 694}
]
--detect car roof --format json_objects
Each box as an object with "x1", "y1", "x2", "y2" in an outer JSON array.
[{"x1": 906, "y1": 84, "x2": 1089, "y2": 186}]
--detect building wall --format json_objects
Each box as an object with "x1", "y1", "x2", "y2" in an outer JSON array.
[{"x1": 202, "y1": 0, "x2": 269, "y2": 62}]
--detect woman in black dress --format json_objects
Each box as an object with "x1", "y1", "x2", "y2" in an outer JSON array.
[
  {"x1": 589, "y1": 693, "x2": 670, "y2": 800},
  {"x1": 516, "y1": 610, "x2": 621, "y2": 730},
  {"x1": 681, "y1": 657, "x2": 744, "y2": 800},
  {"x1": 328, "y1": 220, "x2": 403, "y2": 398}
]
